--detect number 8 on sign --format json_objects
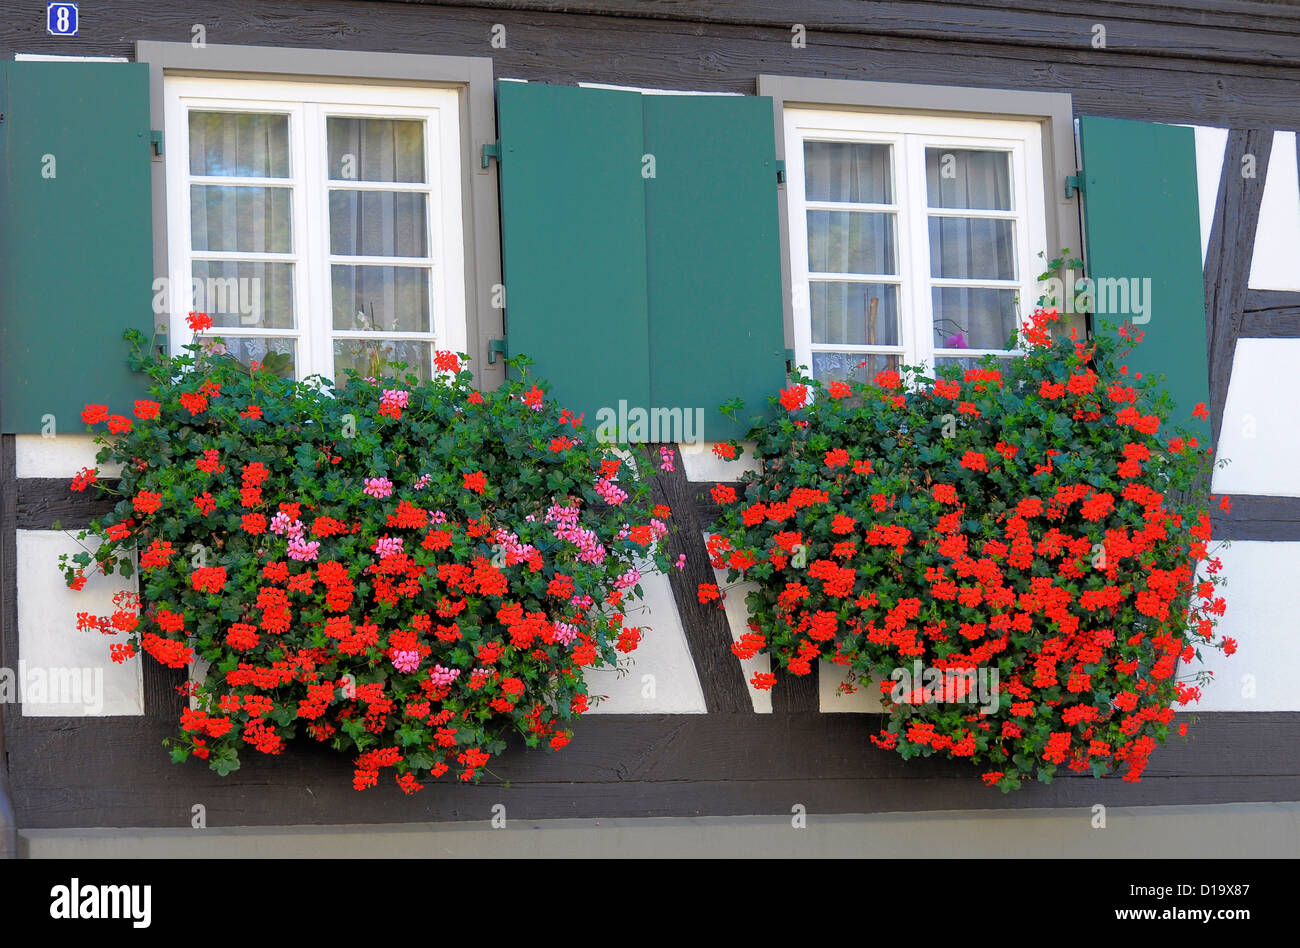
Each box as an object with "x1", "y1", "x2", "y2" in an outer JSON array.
[{"x1": 47, "y1": 2, "x2": 79, "y2": 36}]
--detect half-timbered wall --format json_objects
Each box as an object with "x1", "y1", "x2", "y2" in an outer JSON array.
[{"x1": 3, "y1": 0, "x2": 1300, "y2": 834}]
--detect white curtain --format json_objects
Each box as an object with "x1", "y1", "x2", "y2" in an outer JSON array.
[
  {"x1": 326, "y1": 117, "x2": 424, "y2": 183},
  {"x1": 188, "y1": 111, "x2": 288, "y2": 178},
  {"x1": 804, "y1": 140, "x2": 892, "y2": 204}
]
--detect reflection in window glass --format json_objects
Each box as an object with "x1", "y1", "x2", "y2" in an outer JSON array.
[{"x1": 333, "y1": 338, "x2": 432, "y2": 383}]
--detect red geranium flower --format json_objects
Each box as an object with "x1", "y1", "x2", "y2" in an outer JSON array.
[
  {"x1": 81, "y1": 404, "x2": 109, "y2": 425},
  {"x1": 779, "y1": 385, "x2": 807, "y2": 411}
]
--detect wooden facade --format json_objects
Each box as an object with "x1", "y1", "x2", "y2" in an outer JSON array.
[{"x1": 2, "y1": 0, "x2": 1299, "y2": 840}]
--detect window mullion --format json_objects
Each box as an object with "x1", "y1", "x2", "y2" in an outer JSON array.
[
  {"x1": 787, "y1": 119, "x2": 814, "y2": 379},
  {"x1": 299, "y1": 102, "x2": 329, "y2": 381},
  {"x1": 903, "y1": 134, "x2": 934, "y2": 374}
]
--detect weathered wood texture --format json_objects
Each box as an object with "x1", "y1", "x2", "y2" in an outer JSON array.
[
  {"x1": 8, "y1": 712, "x2": 1300, "y2": 827},
  {"x1": 651, "y1": 447, "x2": 752, "y2": 712},
  {"x1": 0, "y1": 1, "x2": 1299, "y2": 128},
  {"x1": 686, "y1": 474, "x2": 820, "y2": 709},
  {"x1": 16, "y1": 478, "x2": 118, "y2": 530},
  {"x1": 1204, "y1": 129, "x2": 1273, "y2": 453},
  {"x1": 1239, "y1": 290, "x2": 1300, "y2": 337},
  {"x1": 1199, "y1": 130, "x2": 1300, "y2": 541},
  {"x1": 385, "y1": 0, "x2": 1300, "y2": 69},
  {"x1": 0, "y1": 438, "x2": 17, "y2": 854}
]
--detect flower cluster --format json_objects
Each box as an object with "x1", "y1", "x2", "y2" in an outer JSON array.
[
  {"x1": 62, "y1": 332, "x2": 675, "y2": 790},
  {"x1": 710, "y1": 308, "x2": 1230, "y2": 791}
]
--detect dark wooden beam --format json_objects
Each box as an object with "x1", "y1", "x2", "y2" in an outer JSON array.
[
  {"x1": 652, "y1": 447, "x2": 753, "y2": 712},
  {"x1": 1210, "y1": 494, "x2": 1300, "y2": 541},
  {"x1": 1204, "y1": 129, "x2": 1273, "y2": 454},
  {"x1": 374, "y1": 0, "x2": 1300, "y2": 69},
  {"x1": 0, "y1": 437, "x2": 18, "y2": 857},
  {"x1": 1240, "y1": 290, "x2": 1300, "y2": 337},
  {"x1": 3, "y1": 2, "x2": 1300, "y2": 127},
  {"x1": 16, "y1": 478, "x2": 118, "y2": 530},
  {"x1": 8, "y1": 712, "x2": 1300, "y2": 827}
]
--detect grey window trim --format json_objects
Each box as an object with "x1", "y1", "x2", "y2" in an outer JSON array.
[
  {"x1": 757, "y1": 75, "x2": 1081, "y2": 352},
  {"x1": 134, "y1": 42, "x2": 503, "y2": 387}
]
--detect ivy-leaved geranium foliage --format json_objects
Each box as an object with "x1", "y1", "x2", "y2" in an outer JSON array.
[
  {"x1": 62, "y1": 320, "x2": 673, "y2": 792},
  {"x1": 706, "y1": 308, "x2": 1231, "y2": 791}
]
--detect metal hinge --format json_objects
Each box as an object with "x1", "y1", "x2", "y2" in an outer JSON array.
[
  {"x1": 481, "y1": 142, "x2": 500, "y2": 169},
  {"x1": 784, "y1": 347, "x2": 796, "y2": 372},
  {"x1": 775, "y1": 158, "x2": 786, "y2": 184},
  {"x1": 487, "y1": 338, "x2": 507, "y2": 364},
  {"x1": 1064, "y1": 174, "x2": 1084, "y2": 199},
  {"x1": 150, "y1": 130, "x2": 164, "y2": 157}
]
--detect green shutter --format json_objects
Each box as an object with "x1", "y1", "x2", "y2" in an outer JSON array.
[
  {"x1": 496, "y1": 82, "x2": 651, "y2": 429},
  {"x1": 0, "y1": 61, "x2": 156, "y2": 434},
  {"x1": 1078, "y1": 115, "x2": 1210, "y2": 441},
  {"x1": 496, "y1": 83, "x2": 786, "y2": 442},
  {"x1": 643, "y1": 95, "x2": 785, "y2": 441}
]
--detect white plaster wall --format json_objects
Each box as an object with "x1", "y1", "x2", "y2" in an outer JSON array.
[
  {"x1": 1211, "y1": 338, "x2": 1300, "y2": 497},
  {"x1": 14, "y1": 530, "x2": 143, "y2": 716},
  {"x1": 583, "y1": 551, "x2": 706, "y2": 713},
  {"x1": 820, "y1": 662, "x2": 885, "y2": 712},
  {"x1": 1249, "y1": 130, "x2": 1300, "y2": 292},
  {"x1": 15, "y1": 434, "x2": 121, "y2": 478},
  {"x1": 708, "y1": 538, "x2": 773, "y2": 713},
  {"x1": 680, "y1": 442, "x2": 761, "y2": 482},
  {"x1": 1192, "y1": 125, "x2": 1229, "y2": 265},
  {"x1": 1184, "y1": 540, "x2": 1300, "y2": 711}
]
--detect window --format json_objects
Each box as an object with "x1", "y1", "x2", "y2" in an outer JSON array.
[
  {"x1": 784, "y1": 109, "x2": 1047, "y2": 384},
  {"x1": 163, "y1": 77, "x2": 466, "y2": 382}
]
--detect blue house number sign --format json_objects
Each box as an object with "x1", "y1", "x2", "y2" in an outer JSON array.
[{"x1": 47, "y1": 2, "x2": 79, "y2": 36}]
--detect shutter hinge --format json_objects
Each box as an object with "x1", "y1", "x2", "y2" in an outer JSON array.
[
  {"x1": 149, "y1": 130, "x2": 164, "y2": 157},
  {"x1": 481, "y1": 142, "x2": 500, "y2": 170},
  {"x1": 775, "y1": 159, "x2": 786, "y2": 184},
  {"x1": 784, "y1": 347, "x2": 796, "y2": 372},
  {"x1": 487, "y1": 338, "x2": 508, "y2": 364},
  {"x1": 1064, "y1": 174, "x2": 1084, "y2": 199}
]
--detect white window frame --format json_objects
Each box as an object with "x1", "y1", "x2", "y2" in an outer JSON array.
[
  {"x1": 784, "y1": 108, "x2": 1048, "y2": 380},
  {"x1": 162, "y1": 76, "x2": 467, "y2": 381}
]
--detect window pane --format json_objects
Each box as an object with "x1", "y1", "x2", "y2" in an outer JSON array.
[
  {"x1": 188, "y1": 112, "x2": 290, "y2": 178},
  {"x1": 333, "y1": 338, "x2": 432, "y2": 382},
  {"x1": 329, "y1": 190, "x2": 428, "y2": 257},
  {"x1": 811, "y1": 282, "x2": 899, "y2": 346},
  {"x1": 327, "y1": 117, "x2": 426, "y2": 183},
  {"x1": 811, "y1": 351, "x2": 899, "y2": 386},
  {"x1": 807, "y1": 211, "x2": 896, "y2": 275},
  {"x1": 803, "y1": 141, "x2": 892, "y2": 204},
  {"x1": 935, "y1": 354, "x2": 1015, "y2": 375},
  {"x1": 932, "y1": 287, "x2": 1020, "y2": 351},
  {"x1": 925, "y1": 148, "x2": 1012, "y2": 210},
  {"x1": 191, "y1": 260, "x2": 295, "y2": 329},
  {"x1": 927, "y1": 217, "x2": 1016, "y2": 280},
  {"x1": 332, "y1": 265, "x2": 431, "y2": 332},
  {"x1": 190, "y1": 185, "x2": 292, "y2": 253},
  {"x1": 210, "y1": 336, "x2": 296, "y2": 374}
]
